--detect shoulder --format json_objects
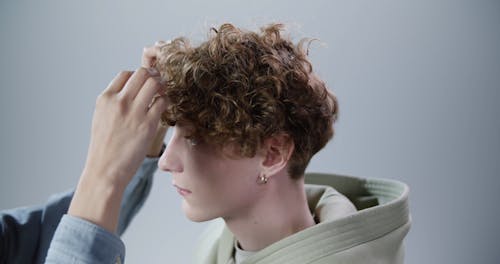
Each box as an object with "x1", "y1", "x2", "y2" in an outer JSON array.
[{"x1": 193, "y1": 218, "x2": 226, "y2": 264}]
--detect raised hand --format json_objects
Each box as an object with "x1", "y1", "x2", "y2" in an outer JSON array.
[{"x1": 69, "y1": 68, "x2": 167, "y2": 232}]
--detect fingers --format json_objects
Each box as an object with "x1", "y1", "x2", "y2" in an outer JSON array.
[
  {"x1": 142, "y1": 40, "x2": 169, "y2": 68},
  {"x1": 136, "y1": 76, "x2": 162, "y2": 112},
  {"x1": 142, "y1": 46, "x2": 157, "y2": 68},
  {"x1": 103, "y1": 71, "x2": 133, "y2": 94},
  {"x1": 118, "y1": 67, "x2": 166, "y2": 117},
  {"x1": 119, "y1": 68, "x2": 151, "y2": 100},
  {"x1": 103, "y1": 40, "x2": 169, "y2": 115},
  {"x1": 105, "y1": 40, "x2": 168, "y2": 97},
  {"x1": 147, "y1": 95, "x2": 168, "y2": 121},
  {"x1": 142, "y1": 44, "x2": 160, "y2": 68}
]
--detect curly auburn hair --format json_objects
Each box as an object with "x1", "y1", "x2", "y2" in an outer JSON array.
[{"x1": 155, "y1": 23, "x2": 338, "y2": 179}]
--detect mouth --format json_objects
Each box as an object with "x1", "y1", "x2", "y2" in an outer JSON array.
[{"x1": 173, "y1": 182, "x2": 192, "y2": 196}]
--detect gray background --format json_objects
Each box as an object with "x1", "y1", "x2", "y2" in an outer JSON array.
[{"x1": 1, "y1": 0, "x2": 499, "y2": 263}]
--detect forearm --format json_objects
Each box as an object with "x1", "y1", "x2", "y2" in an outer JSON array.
[
  {"x1": 0, "y1": 155, "x2": 157, "y2": 264},
  {"x1": 68, "y1": 173, "x2": 126, "y2": 233},
  {"x1": 43, "y1": 157, "x2": 157, "y2": 263},
  {"x1": 69, "y1": 126, "x2": 166, "y2": 233}
]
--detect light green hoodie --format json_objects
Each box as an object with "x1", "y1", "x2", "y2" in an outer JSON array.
[{"x1": 195, "y1": 173, "x2": 411, "y2": 264}]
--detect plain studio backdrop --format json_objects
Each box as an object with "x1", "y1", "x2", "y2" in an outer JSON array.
[{"x1": 1, "y1": 0, "x2": 499, "y2": 263}]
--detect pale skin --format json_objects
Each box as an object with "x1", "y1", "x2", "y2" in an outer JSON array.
[
  {"x1": 68, "y1": 43, "x2": 168, "y2": 232},
  {"x1": 69, "y1": 42, "x2": 315, "y2": 252}
]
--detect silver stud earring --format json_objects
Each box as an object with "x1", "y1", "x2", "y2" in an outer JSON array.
[{"x1": 257, "y1": 174, "x2": 268, "y2": 184}]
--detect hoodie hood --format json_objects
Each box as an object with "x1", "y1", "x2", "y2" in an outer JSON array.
[{"x1": 195, "y1": 173, "x2": 411, "y2": 264}]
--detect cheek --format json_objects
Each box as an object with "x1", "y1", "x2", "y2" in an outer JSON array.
[
  {"x1": 182, "y1": 154, "x2": 261, "y2": 220},
  {"x1": 196, "y1": 155, "x2": 260, "y2": 192}
]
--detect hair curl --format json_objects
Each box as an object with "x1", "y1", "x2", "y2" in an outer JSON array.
[{"x1": 155, "y1": 23, "x2": 338, "y2": 179}]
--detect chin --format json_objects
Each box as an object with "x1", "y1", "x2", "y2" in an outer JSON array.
[{"x1": 182, "y1": 199, "x2": 217, "y2": 222}]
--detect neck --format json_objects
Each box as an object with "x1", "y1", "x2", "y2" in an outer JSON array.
[{"x1": 223, "y1": 172, "x2": 315, "y2": 252}]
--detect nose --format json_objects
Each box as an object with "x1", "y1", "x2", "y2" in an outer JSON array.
[{"x1": 158, "y1": 131, "x2": 183, "y2": 173}]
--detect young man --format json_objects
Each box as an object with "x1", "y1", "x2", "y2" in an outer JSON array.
[{"x1": 23, "y1": 23, "x2": 410, "y2": 263}]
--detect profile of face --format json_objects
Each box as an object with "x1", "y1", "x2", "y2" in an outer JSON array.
[{"x1": 158, "y1": 124, "x2": 266, "y2": 222}]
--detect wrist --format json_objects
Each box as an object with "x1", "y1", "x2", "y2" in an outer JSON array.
[
  {"x1": 68, "y1": 171, "x2": 127, "y2": 233},
  {"x1": 81, "y1": 161, "x2": 132, "y2": 190}
]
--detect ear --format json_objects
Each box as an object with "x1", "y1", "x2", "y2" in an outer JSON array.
[{"x1": 260, "y1": 133, "x2": 295, "y2": 177}]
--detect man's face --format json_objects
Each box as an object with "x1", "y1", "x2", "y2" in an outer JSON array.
[{"x1": 158, "y1": 124, "x2": 265, "y2": 222}]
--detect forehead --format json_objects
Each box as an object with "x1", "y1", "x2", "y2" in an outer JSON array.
[{"x1": 173, "y1": 125, "x2": 257, "y2": 160}]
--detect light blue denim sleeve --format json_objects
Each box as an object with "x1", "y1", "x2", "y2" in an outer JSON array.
[
  {"x1": 0, "y1": 192, "x2": 73, "y2": 264},
  {"x1": 44, "y1": 156, "x2": 159, "y2": 263},
  {"x1": 116, "y1": 157, "x2": 157, "y2": 235},
  {"x1": 44, "y1": 215, "x2": 125, "y2": 264},
  {"x1": 0, "y1": 156, "x2": 158, "y2": 264}
]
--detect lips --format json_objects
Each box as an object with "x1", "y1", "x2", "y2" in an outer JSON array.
[{"x1": 173, "y1": 182, "x2": 192, "y2": 196}]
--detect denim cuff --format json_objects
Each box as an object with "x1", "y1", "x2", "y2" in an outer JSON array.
[{"x1": 45, "y1": 215, "x2": 125, "y2": 264}]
